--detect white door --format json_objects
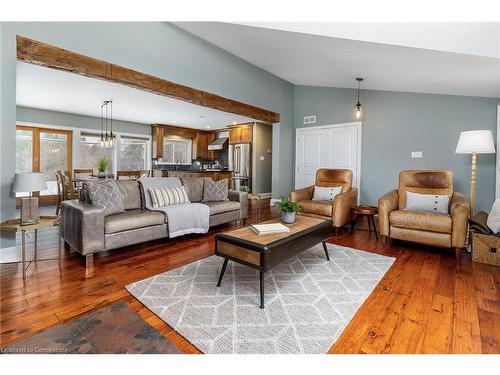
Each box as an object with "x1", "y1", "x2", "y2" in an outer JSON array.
[{"x1": 295, "y1": 122, "x2": 361, "y2": 191}]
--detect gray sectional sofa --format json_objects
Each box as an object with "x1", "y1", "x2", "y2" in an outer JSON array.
[{"x1": 60, "y1": 177, "x2": 248, "y2": 267}]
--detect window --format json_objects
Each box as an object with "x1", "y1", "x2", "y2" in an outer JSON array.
[
  {"x1": 79, "y1": 133, "x2": 114, "y2": 174},
  {"x1": 15, "y1": 126, "x2": 72, "y2": 201},
  {"x1": 162, "y1": 137, "x2": 192, "y2": 164},
  {"x1": 119, "y1": 136, "x2": 148, "y2": 170}
]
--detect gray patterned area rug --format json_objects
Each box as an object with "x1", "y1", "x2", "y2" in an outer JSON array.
[{"x1": 126, "y1": 243, "x2": 395, "y2": 354}]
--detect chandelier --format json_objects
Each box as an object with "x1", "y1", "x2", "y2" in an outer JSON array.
[{"x1": 100, "y1": 100, "x2": 115, "y2": 148}]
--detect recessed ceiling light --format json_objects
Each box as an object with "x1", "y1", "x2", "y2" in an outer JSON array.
[
  {"x1": 172, "y1": 120, "x2": 177, "y2": 124},
  {"x1": 206, "y1": 126, "x2": 210, "y2": 129},
  {"x1": 232, "y1": 121, "x2": 237, "y2": 125}
]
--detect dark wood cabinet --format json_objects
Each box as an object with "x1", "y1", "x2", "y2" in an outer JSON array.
[{"x1": 193, "y1": 132, "x2": 209, "y2": 159}]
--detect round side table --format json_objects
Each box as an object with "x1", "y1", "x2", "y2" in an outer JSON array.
[{"x1": 352, "y1": 205, "x2": 379, "y2": 241}]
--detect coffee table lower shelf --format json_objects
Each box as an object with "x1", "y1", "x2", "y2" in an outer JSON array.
[{"x1": 214, "y1": 217, "x2": 334, "y2": 308}]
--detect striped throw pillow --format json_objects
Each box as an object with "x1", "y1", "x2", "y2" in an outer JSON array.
[{"x1": 149, "y1": 186, "x2": 190, "y2": 208}]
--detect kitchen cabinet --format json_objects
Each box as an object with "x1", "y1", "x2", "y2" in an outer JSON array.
[
  {"x1": 153, "y1": 124, "x2": 219, "y2": 161},
  {"x1": 229, "y1": 124, "x2": 253, "y2": 144},
  {"x1": 193, "y1": 131, "x2": 219, "y2": 160}
]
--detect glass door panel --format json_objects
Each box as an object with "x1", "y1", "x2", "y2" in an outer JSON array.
[
  {"x1": 15, "y1": 128, "x2": 34, "y2": 197},
  {"x1": 39, "y1": 131, "x2": 70, "y2": 197},
  {"x1": 15, "y1": 126, "x2": 73, "y2": 205}
]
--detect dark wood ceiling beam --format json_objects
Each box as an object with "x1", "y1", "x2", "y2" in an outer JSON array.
[{"x1": 16, "y1": 35, "x2": 280, "y2": 124}]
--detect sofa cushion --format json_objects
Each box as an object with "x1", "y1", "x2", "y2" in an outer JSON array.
[
  {"x1": 181, "y1": 177, "x2": 209, "y2": 202},
  {"x1": 201, "y1": 201, "x2": 241, "y2": 215},
  {"x1": 84, "y1": 180, "x2": 125, "y2": 216},
  {"x1": 298, "y1": 200, "x2": 332, "y2": 217},
  {"x1": 104, "y1": 209, "x2": 165, "y2": 234},
  {"x1": 389, "y1": 209, "x2": 452, "y2": 234},
  {"x1": 202, "y1": 178, "x2": 229, "y2": 202},
  {"x1": 116, "y1": 180, "x2": 141, "y2": 210}
]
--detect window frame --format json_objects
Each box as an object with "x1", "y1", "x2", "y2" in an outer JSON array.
[{"x1": 160, "y1": 136, "x2": 192, "y2": 165}]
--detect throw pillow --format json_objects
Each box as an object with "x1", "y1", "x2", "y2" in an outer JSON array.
[
  {"x1": 116, "y1": 180, "x2": 141, "y2": 210},
  {"x1": 405, "y1": 191, "x2": 450, "y2": 215},
  {"x1": 312, "y1": 186, "x2": 342, "y2": 201},
  {"x1": 149, "y1": 186, "x2": 190, "y2": 208},
  {"x1": 84, "y1": 180, "x2": 125, "y2": 216},
  {"x1": 202, "y1": 178, "x2": 229, "y2": 202},
  {"x1": 487, "y1": 198, "x2": 500, "y2": 234}
]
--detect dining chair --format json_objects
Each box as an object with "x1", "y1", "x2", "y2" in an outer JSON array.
[{"x1": 116, "y1": 170, "x2": 141, "y2": 180}]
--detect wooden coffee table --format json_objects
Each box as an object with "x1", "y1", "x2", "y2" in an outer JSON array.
[{"x1": 214, "y1": 216, "x2": 334, "y2": 308}]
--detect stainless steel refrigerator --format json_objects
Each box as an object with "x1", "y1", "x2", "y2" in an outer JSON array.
[{"x1": 228, "y1": 143, "x2": 251, "y2": 192}]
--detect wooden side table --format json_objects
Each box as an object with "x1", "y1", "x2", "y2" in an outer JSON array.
[
  {"x1": 352, "y1": 205, "x2": 379, "y2": 241},
  {"x1": 0, "y1": 216, "x2": 62, "y2": 280}
]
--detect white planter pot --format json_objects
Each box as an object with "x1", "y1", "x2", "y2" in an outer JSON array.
[{"x1": 281, "y1": 211, "x2": 296, "y2": 224}]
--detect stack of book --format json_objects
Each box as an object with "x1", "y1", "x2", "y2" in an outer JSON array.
[{"x1": 250, "y1": 223, "x2": 290, "y2": 235}]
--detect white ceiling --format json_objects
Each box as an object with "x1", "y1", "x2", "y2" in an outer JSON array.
[
  {"x1": 16, "y1": 61, "x2": 256, "y2": 130},
  {"x1": 175, "y1": 22, "x2": 500, "y2": 98}
]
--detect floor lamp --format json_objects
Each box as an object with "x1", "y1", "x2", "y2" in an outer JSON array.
[{"x1": 455, "y1": 130, "x2": 496, "y2": 215}]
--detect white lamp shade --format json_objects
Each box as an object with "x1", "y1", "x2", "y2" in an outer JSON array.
[
  {"x1": 455, "y1": 130, "x2": 496, "y2": 154},
  {"x1": 12, "y1": 172, "x2": 47, "y2": 193}
]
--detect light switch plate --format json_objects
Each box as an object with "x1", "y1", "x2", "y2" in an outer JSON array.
[
  {"x1": 260, "y1": 155, "x2": 265, "y2": 161},
  {"x1": 411, "y1": 151, "x2": 423, "y2": 159}
]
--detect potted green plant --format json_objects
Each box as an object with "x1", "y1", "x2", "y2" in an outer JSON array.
[
  {"x1": 274, "y1": 196, "x2": 303, "y2": 224},
  {"x1": 96, "y1": 157, "x2": 109, "y2": 177}
]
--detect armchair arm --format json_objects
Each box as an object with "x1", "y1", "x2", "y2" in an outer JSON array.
[
  {"x1": 450, "y1": 192, "x2": 470, "y2": 248},
  {"x1": 332, "y1": 188, "x2": 358, "y2": 227},
  {"x1": 61, "y1": 200, "x2": 105, "y2": 255},
  {"x1": 378, "y1": 189, "x2": 399, "y2": 237},
  {"x1": 228, "y1": 190, "x2": 248, "y2": 220},
  {"x1": 290, "y1": 185, "x2": 314, "y2": 202}
]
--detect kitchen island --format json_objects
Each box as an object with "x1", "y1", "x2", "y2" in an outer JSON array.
[{"x1": 163, "y1": 170, "x2": 233, "y2": 188}]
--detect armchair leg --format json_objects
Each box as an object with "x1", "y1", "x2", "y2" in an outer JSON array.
[
  {"x1": 334, "y1": 226, "x2": 339, "y2": 237},
  {"x1": 454, "y1": 247, "x2": 462, "y2": 262},
  {"x1": 381, "y1": 235, "x2": 387, "y2": 246}
]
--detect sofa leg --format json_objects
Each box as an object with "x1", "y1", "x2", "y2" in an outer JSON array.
[
  {"x1": 85, "y1": 254, "x2": 94, "y2": 268},
  {"x1": 381, "y1": 235, "x2": 387, "y2": 246},
  {"x1": 454, "y1": 247, "x2": 462, "y2": 262}
]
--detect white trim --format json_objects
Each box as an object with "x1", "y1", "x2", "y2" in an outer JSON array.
[{"x1": 295, "y1": 121, "x2": 362, "y2": 200}]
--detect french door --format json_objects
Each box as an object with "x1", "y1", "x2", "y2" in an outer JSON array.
[
  {"x1": 16, "y1": 125, "x2": 73, "y2": 205},
  {"x1": 295, "y1": 122, "x2": 361, "y2": 191}
]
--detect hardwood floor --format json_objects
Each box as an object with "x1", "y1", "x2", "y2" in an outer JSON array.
[{"x1": 1, "y1": 200, "x2": 498, "y2": 354}]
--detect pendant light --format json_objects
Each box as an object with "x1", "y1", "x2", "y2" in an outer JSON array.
[
  {"x1": 100, "y1": 100, "x2": 115, "y2": 148},
  {"x1": 355, "y1": 77, "x2": 363, "y2": 119}
]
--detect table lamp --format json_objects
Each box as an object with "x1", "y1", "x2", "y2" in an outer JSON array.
[
  {"x1": 455, "y1": 130, "x2": 496, "y2": 215},
  {"x1": 12, "y1": 172, "x2": 47, "y2": 225}
]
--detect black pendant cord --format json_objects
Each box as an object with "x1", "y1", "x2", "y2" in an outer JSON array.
[{"x1": 357, "y1": 80, "x2": 360, "y2": 104}]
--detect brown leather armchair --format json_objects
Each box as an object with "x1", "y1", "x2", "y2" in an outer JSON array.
[
  {"x1": 290, "y1": 169, "x2": 358, "y2": 234},
  {"x1": 378, "y1": 170, "x2": 469, "y2": 260}
]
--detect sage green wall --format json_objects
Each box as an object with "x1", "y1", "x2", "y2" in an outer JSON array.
[
  {"x1": 17, "y1": 106, "x2": 151, "y2": 135},
  {"x1": 294, "y1": 86, "x2": 499, "y2": 213},
  {"x1": 0, "y1": 22, "x2": 295, "y2": 248},
  {"x1": 253, "y1": 123, "x2": 273, "y2": 194}
]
